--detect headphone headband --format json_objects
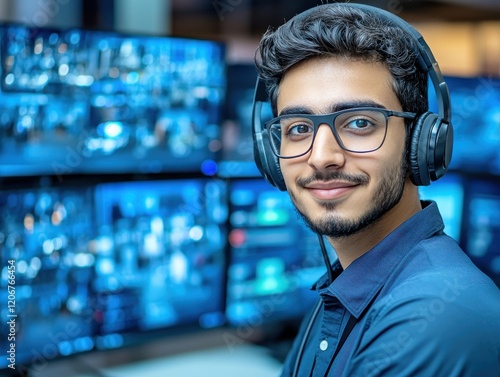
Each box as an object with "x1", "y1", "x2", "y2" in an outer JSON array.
[{"x1": 347, "y1": 4, "x2": 452, "y2": 124}]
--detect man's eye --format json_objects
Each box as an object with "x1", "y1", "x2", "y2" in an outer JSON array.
[
  {"x1": 347, "y1": 118, "x2": 372, "y2": 129},
  {"x1": 288, "y1": 124, "x2": 313, "y2": 135}
]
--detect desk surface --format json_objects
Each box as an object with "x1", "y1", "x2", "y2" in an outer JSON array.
[
  {"x1": 23, "y1": 329, "x2": 284, "y2": 377},
  {"x1": 94, "y1": 344, "x2": 281, "y2": 377}
]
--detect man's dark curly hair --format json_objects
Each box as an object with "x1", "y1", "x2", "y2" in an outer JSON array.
[{"x1": 255, "y1": 3, "x2": 428, "y2": 121}]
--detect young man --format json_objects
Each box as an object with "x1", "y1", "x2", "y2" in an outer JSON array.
[{"x1": 252, "y1": 3, "x2": 500, "y2": 376}]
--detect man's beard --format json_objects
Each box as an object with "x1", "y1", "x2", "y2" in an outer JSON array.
[{"x1": 289, "y1": 154, "x2": 408, "y2": 239}]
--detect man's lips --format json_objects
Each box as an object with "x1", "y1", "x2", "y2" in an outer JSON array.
[{"x1": 304, "y1": 181, "x2": 359, "y2": 200}]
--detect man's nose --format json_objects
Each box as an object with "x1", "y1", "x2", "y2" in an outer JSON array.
[{"x1": 307, "y1": 123, "x2": 346, "y2": 170}]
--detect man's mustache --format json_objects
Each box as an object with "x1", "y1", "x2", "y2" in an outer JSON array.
[{"x1": 296, "y1": 171, "x2": 369, "y2": 187}]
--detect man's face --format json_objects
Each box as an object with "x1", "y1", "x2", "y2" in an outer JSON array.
[{"x1": 277, "y1": 56, "x2": 410, "y2": 239}]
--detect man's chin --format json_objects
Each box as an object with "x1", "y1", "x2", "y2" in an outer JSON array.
[{"x1": 294, "y1": 207, "x2": 359, "y2": 238}]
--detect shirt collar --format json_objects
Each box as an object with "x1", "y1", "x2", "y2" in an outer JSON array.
[{"x1": 313, "y1": 201, "x2": 444, "y2": 318}]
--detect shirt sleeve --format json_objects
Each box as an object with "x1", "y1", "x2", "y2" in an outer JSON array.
[{"x1": 343, "y1": 281, "x2": 500, "y2": 377}]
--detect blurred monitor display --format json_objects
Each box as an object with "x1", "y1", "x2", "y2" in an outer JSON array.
[
  {"x1": 0, "y1": 178, "x2": 228, "y2": 374},
  {"x1": 219, "y1": 64, "x2": 272, "y2": 178},
  {"x1": 462, "y1": 178, "x2": 500, "y2": 286},
  {"x1": 92, "y1": 178, "x2": 228, "y2": 346},
  {"x1": 0, "y1": 24, "x2": 226, "y2": 177},
  {"x1": 430, "y1": 75, "x2": 500, "y2": 175},
  {"x1": 418, "y1": 173, "x2": 464, "y2": 243},
  {"x1": 225, "y1": 178, "x2": 334, "y2": 326},
  {"x1": 0, "y1": 184, "x2": 97, "y2": 373}
]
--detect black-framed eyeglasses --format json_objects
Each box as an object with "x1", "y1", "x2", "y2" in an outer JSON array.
[{"x1": 265, "y1": 107, "x2": 417, "y2": 159}]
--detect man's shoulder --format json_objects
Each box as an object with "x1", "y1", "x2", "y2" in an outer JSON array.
[
  {"x1": 367, "y1": 268, "x2": 500, "y2": 337},
  {"x1": 379, "y1": 266, "x2": 500, "y2": 310},
  {"x1": 349, "y1": 269, "x2": 500, "y2": 377},
  {"x1": 382, "y1": 231, "x2": 498, "y2": 310}
]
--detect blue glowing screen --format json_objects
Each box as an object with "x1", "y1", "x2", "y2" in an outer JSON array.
[
  {"x1": 0, "y1": 24, "x2": 226, "y2": 177},
  {"x1": 430, "y1": 75, "x2": 500, "y2": 175},
  {"x1": 419, "y1": 173, "x2": 464, "y2": 242},
  {"x1": 225, "y1": 178, "x2": 334, "y2": 326},
  {"x1": 0, "y1": 178, "x2": 227, "y2": 372},
  {"x1": 463, "y1": 178, "x2": 500, "y2": 286}
]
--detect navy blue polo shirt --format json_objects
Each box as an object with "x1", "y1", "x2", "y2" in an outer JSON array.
[{"x1": 280, "y1": 201, "x2": 500, "y2": 377}]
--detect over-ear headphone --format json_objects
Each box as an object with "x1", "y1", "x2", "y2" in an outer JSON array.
[{"x1": 252, "y1": 2, "x2": 453, "y2": 190}]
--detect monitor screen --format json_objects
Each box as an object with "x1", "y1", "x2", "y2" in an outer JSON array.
[
  {"x1": 0, "y1": 177, "x2": 228, "y2": 374},
  {"x1": 0, "y1": 24, "x2": 226, "y2": 178},
  {"x1": 430, "y1": 75, "x2": 500, "y2": 175},
  {"x1": 225, "y1": 178, "x2": 334, "y2": 326},
  {"x1": 462, "y1": 178, "x2": 500, "y2": 286},
  {"x1": 219, "y1": 64, "x2": 272, "y2": 178},
  {"x1": 0, "y1": 183, "x2": 97, "y2": 374},
  {"x1": 418, "y1": 173, "x2": 465, "y2": 243},
  {"x1": 92, "y1": 178, "x2": 228, "y2": 346}
]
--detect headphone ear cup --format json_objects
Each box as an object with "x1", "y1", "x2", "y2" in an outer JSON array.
[
  {"x1": 409, "y1": 112, "x2": 453, "y2": 186},
  {"x1": 252, "y1": 100, "x2": 287, "y2": 191},
  {"x1": 253, "y1": 127, "x2": 286, "y2": 191},
  {"x1": 409, "y1": 112, "x2": 431, "y2": 186}
]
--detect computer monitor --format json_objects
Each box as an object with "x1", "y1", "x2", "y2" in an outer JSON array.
[
  {"x1": 0, "y1": 23, "x2": 226, "y2": 178},
  {"x1": 429, "y1": 75, "x2": 500, "y2": 175},
  {"x1": 418, "y1": 173, "x2": 465, "y2": 243},
  {"x1": 0, "y1": 177, "x2": 228, "y2": 375},
  {"x1": 219, "y1": 64, "x2": 272, "y2": 178},
  {"x1": 225, "y1": 177, "x2": 334, "y2": 327},
  {"x1": 92, "y1": 178, "x2": 228, "y2": 347},
  {"x1": 462, "y1": 177, "x2": 500, "y2": 286},
  {"x1": 0, "y1": 183, "x2": 97, "y2": 375}
]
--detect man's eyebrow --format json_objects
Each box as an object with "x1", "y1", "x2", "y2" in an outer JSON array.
[
  {"x1": 330, "y1": 100, "x2": 386, "y2": 112},
  {"x1": 278, "y1": 100, "x2": 387, "y2": 116},
  {"x1": 279, "y1": 106, "x2": 315, "y2": 116}
]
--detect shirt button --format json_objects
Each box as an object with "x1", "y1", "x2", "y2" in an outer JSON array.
[{"x1": 320, "y1": 340, "x2": 328, "y2": 351}]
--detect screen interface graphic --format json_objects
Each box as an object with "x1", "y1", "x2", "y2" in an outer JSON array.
[{"x1": 226, "y1": 178, "x2": 333, "y2": 326}]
